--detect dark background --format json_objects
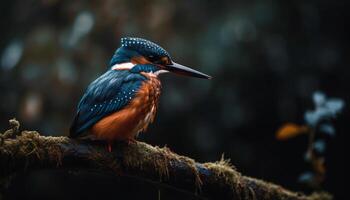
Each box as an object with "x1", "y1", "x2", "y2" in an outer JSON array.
[{"x1": 0, "y1": 0, "x2": 348, "y2": 199}]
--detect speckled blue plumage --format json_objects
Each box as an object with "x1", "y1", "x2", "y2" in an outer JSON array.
[
  {"x1": 70, "y1": 37, "x2": 171, "y2": 137},
  {"x1": 109, "y1": 37, "x2": 171, "y2": 67},
  {"x1": 130, "y1": 64, "x2": 159, "y2": 73},
  {"x1": 70, "y1": 69, "x2": 148, "y2": 137}
]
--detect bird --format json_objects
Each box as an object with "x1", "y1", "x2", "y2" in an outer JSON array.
[{"x1": 69, "y1": 37, "x2": 211, "y2": 152}]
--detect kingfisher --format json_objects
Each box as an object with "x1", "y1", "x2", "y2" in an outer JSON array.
[{"x1": 69, "y1": 37, "x2": 210, "y2": 151}]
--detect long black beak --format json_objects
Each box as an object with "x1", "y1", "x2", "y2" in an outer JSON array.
[{"x1": 165, "y1": 62, "x2": 211, "y2": 79}]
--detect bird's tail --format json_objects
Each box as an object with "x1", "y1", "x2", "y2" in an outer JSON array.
[{"x1": 69, "y1": 114, "x2": 81, "y2": 138}]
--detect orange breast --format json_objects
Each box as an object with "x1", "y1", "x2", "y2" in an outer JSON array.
[{"x1": 91, "y1": 73, "x2": 161, "y2": 141}]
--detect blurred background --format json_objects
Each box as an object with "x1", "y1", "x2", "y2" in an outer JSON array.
[{"x1": 0, "y1": 0, "x2": 347, "y2": 199}]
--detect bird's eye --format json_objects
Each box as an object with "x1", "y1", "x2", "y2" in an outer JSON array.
[
  {"x1": 147, "y1": 55, "x2": 157, "y2": 62},
  {"x1": 147, "y1": 55, "x2": 171, "y2": 65},
  {"x1": 160, "y1": 57, "x2": 171, "y2": 65},
  {"x1": 153, "y1": 60, "x2": 163, "y2": 64}
]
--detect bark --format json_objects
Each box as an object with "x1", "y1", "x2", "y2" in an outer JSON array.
[{"x1": 0, "y1": 119, "x2": 332, "y2": 200}]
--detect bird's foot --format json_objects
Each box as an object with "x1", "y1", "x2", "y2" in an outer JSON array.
[
  {"x1": 126, "y1": 138, "x2": 137, "y2": 145},
  {"x1": 107, "y1": 143, "x2": 113, "y2": 152}
]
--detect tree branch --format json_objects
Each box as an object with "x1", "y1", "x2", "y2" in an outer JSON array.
[{"x1": 0, "y1": 119, "x2": 332, "y2": 200}]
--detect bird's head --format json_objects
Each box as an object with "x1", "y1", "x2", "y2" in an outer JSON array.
[{"x1": 109, "y1": 37, "x2": 211, "y2": 79}]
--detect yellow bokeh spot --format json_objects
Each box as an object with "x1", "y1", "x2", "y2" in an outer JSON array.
[{"x1": 276, "y1": 123, "x2": 309, "y2": 140}]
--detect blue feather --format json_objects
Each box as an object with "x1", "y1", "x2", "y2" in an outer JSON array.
[
  {"x1": 109, "y1": 37, "x2": 171, "y2": 67},
  {"x1": 70, "y1": 69, "x2": 147, "y2": 137},
  {"x1": 130, "y1": 64, "x2": 158, "y2": 73}
]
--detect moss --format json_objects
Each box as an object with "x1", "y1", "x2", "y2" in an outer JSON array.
[
  {"x1": 1, "y1": 120, "x2": 333, "y2": 200},
  {"x1": 309, "y1": 192, "x2": 333, "y2": 200},
  {"x1": 0, "y1": 119, "x2": 20, "y2": 145},
  {"x1": 203, "y1": 155, "x2": 247, "y2": 199},
  {"x1": 123, "y1": 142, "x2": 168, "y2": 175},
  {"x1": 1, "y1": 127, "x2": 69, "y2": 168},
  {"x1": 122, "y1": 142, "x2": 200, "y2": 186}
]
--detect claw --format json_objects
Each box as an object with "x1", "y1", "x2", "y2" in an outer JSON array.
[
  {"x1": 107, "y1": 143, "x2": 112, "y2": 152},
  {"x1": 126, "y1": 138, "x2": 137, "y2": 145}
]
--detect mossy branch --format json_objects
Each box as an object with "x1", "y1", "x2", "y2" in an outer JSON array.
[{"x1": 0, "y1": 119, "x2": 331, "y2": 200}]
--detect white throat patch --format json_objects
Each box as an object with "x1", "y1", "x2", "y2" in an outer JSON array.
[
  {"x1": 111, "y1": 62, "x2": 135, "y2": 70},
  {"x1": 154, "y1": 70, "x2": 169, "y2": 75},
  {"x1": 111, "y1": 62, "x2": 169, "y2": 77}
]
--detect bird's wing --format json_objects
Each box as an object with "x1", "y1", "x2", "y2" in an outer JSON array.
[{"x1": 69, "y1": 70, "x2": 147, "y2": 137}]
